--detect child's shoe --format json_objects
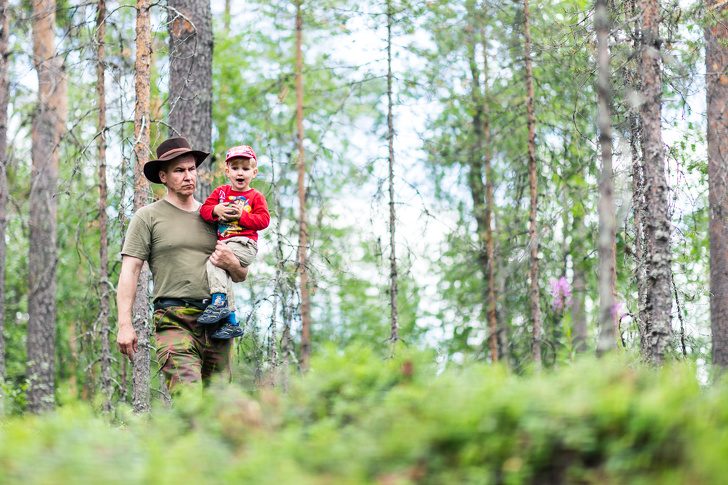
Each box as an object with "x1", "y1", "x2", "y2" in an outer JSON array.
[
  {"x1": 211, "y1": 322, "x2": 244, "y2": 339},
  {"x1": 197, "y1": 293, "x2": 231, "y2": 324},
  {"x1": 211, "y1": 313, "x2": 243, "y2": 339}
]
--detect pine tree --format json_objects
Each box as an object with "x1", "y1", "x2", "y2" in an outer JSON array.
[
  {"x1": 596, "y1": 0, "x2": 617, "y2": 354},
  {"x1": 466, "y1": 0, "x2": 490, "y2": 360},
  {"x1": 27, "y1": 0, "x2": 67, "y2": 412},
  {"x1": 639, "y1": 0, "x2": 671, "y2": 364},
  {"x1": 571, "y1": 216, "x2": 588, "y2": 353},
  {"x1": 0, "y1": 0, "x2": 9, "y2": 379},
  {"x1": 522, "y1": 0, "x2": 542, "y2": 367},
  {"x1": 480, "y1": 9, "x2": 498, "y2": 363},
  {"x1": 706, "y1": 0, "x2": 728, "y2": 366},
  {"x1": 132, "y1": 0, "x2": 152, "y2": 412},
  {"x1": 168, "y1": 0, "x2": 213, "y2": 200}
]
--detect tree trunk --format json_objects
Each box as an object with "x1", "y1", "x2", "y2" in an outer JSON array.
[
  {"x1": 168, "y1": 0, "x2": 213, "y2": 200},
  {"x1": 295, "y1": 0, "x2": 311, "y2": 371},
  {"x1": 269, "y1": 218, "x2": 282, "y2": 371},
  {"x1": 132, "y1": 0, "x2": 152, "y2": 413},
  {"x1": 280, "y1": 275, "x2": 292, "y2": 390},
  {"x1": 631, "y1": 113, "x2": 647, "y2": 339},
  {"x1": 96, "y1": 0, "x2": 113, "y2": 412},
  {"x1": 0, "y1": 0, "x2": 9, "y2": 380},
  {"x1": 465, "y1": 0, "x2": 490, "y2": 360},
  {"x1": 623, "y1": 0, "x2": 648, "y2": 354},
  {"x1": 27, "y1": 0, "x2": 67, "y2": 412},
  {"x1": 120, "y1": 359, "x2": 128, "y2": 402},
  {"x1": 267, "y1": 152, "x2": 285, "y2": 386},
  {"x1": 280, "y1": 249, "x2": 293, "y2": 391},
  {"x1": 571, "y1": 249, "x2": 588, "y2": 353},
  {"x1": 386, "y1": 0, "x2": 399, "y2": 344},
  {"x1": 224, "y1": 0, "x2": 231, "y2": 32},
  {"x1": 523, "y1": 0, "x2": 542, "y2": 367},
  {"x1": 706, "y1": 0, "x2": 728, "y2": 367},
  {"x1": 596, "y1": 0, "x2": 617, "y2": 355},
  {"x1": 481, "y1": 25, "x2": 498, "y2": 364},
  {"x1": 639, "y1": 0, "x2": 672, "y2": 364}
]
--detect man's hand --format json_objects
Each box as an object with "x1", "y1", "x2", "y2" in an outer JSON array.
[
  {"x1": 117, "y1": 325, "x2": 138, "y2": 361},
  {"x1": 116, "y1": 255, "x2": 144, "y2": 361},
  {"x1": 214, "y1": 203, "x2": 242, "y2": 222},
  {"x1": 210, "y1": 241, "x2": 249, "y2": 283}
]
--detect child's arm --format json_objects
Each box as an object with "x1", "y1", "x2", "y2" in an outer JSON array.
[
  {"x1": 201, "y1": 186, "x2": 240, "y2": 222},
  {"x1": 200, "y1": 187, "x2": 223, "y2": 222},
  {"x1": 238, "y1": 191, "x2": 271, "y2": 231}
]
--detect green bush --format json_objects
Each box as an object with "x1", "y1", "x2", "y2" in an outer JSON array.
[{"x1": 0, "y1": 347, "x2": 726, "y2": 484}]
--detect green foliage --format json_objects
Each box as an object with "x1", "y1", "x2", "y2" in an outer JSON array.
[
  {"x1": 2, "y1": 346, "x2": 728, "y2": 484},
  {"x1": 0, "y1": 0, "x2": 712, "y2": 422},
  {"x1": 416, "y1": 0, "x2": 604, "y2": 363}
]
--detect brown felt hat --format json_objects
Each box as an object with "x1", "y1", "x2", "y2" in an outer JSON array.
[{"x1": 143, "y1": 137, "x2": 209, "y2": 184}]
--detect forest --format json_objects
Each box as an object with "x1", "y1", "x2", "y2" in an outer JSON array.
[{"x1": 0, "y1": 0, "x2": 725, "y2": 483}]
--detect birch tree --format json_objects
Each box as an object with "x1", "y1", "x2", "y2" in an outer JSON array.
[
  {"x1": 386, "y1": 0, "x2": 399, "y2": 344},
  {"x1": 97, "y1": 0, "x2": 113, "y2": 412},
  {"x1": 224, "y1": 0, "x2": 231, "y2": 32},
  {"x1": 295, "y1": 0, "x2": 312, "y2": 371},
  {"x1": 623, "y1": 0, "x2": 648, "y2": 353},
  {"x1": 639, "y1": 0, "x2": 671, "y2": 364},
  {"x1": 27, "y1": 0, "x2": 67, "y2": 412}
]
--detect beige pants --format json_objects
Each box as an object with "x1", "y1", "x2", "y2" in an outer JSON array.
[{"x1": 207, "y1": 236, "x2": 258, "y2": 295}]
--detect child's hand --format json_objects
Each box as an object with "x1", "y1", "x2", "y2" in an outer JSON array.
[{"x1": 214, "y1": 203, "x2": 241, "y2": 222}]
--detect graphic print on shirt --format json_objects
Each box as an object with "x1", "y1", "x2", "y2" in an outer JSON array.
[{"x1": 218, "y1": 194, "x2": 252, "y2": 238}]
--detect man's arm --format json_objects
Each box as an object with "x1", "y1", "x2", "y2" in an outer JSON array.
[
  {"x1": 209, "y1": 241, "x2": 249, "y2": 282},
  {"x1": 116, "y1": 255, "x2": 144, "y2": 360}
]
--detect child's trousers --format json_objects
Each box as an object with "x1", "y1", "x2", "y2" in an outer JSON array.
[{"x1": 206, "y1": 236, "x2": 258, "y2": 295}]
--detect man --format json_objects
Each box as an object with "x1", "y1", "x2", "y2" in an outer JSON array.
[{"x1": 116, "y1": 137, "x2": 248, "y2": 390}]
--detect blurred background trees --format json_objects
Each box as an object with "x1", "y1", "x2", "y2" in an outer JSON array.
[{"x1": 0, "y1": 0, "x2": 714, "y2": 411}]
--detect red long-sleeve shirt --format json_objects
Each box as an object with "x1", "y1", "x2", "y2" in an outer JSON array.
[{"x1": 200, "y1": 185, "x2": 270, "y2": 241}]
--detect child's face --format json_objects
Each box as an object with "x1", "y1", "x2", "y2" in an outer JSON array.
[{"x1": 225, "y1": 157, "x2": 258, "y2": 191}]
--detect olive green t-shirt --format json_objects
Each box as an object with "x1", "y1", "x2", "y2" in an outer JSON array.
[{"x1": 121, "y1": 199, "x2": 217, "y2": 301}]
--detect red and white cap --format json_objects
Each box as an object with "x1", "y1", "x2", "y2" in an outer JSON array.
[{"x1": 225, "y1": 145, "x2": 257, "y2": 163}]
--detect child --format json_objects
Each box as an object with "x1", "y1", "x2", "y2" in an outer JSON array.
[{"x1": 198, "y1": 145, "x2": 271, "y2": 339}]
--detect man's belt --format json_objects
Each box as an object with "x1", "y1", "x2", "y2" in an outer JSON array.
[{"x1": 153, "y1": 298, "x2": 209, "y2": 311}]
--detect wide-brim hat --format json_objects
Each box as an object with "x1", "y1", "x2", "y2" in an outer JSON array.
[{"x1": 143, "y1": 137, "x2": 209, "y2": 184}]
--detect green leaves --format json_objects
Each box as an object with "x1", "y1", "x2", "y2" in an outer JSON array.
[{"x1": 2, "y1": 350, "x2": 728, "y2": 483}]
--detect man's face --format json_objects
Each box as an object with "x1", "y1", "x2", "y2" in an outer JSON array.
[
  {"x1": 159, "y1": 155, "x2": 197, "y2": 196},
  {"x1": 225, "y1": 157, "x2": 258, "y2": 191}
]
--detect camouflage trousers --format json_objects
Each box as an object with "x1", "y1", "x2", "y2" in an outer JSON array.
[{"x1": 154, "y1": 306, "x2": 232, "y2": 391}]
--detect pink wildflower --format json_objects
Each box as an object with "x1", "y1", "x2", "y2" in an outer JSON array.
[{"x1": 549, "y1": 276, "x2": 572, "y2": 312}]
